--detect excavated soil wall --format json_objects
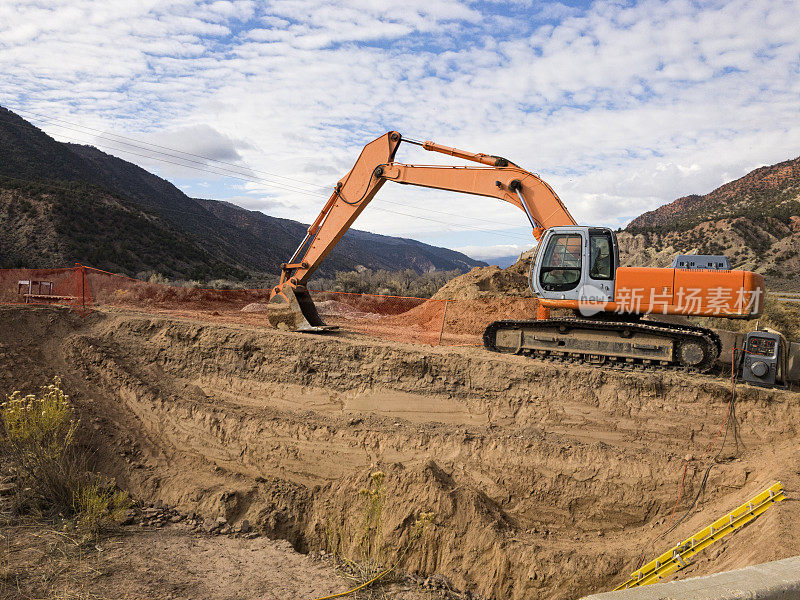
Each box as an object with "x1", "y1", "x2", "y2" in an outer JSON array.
[{"x1": 1, "y1": 306, "x2": 798, "y2": 599}]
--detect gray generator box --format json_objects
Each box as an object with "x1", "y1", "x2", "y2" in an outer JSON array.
[
  {"x1": 671, "y1": 255, "x2": 732, "y2": 270},
  {"x1": 741, "y1": 331, "x2": 781, "y2": 387}
]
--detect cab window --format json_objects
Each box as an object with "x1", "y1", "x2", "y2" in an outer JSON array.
[
  {"x1": 589, "y1": 232, "x2": 613, "y2": 280},
  {"x1": 539, "y1": 234, "x2": 582, "y2": 291}
]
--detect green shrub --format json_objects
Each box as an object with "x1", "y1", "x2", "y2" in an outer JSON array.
[
  {"x1": 74, "y1": 479, "x2": 131, "y2": 535},
  {"x1": 0, "y1": 378, "x2": 131, "y2": 534},
  {"x1": 1, "y1": 378, "x2": 79, "y2": 514},
  {"x1": 312, "y1": 268, "x2": 464, "y2": 298}
]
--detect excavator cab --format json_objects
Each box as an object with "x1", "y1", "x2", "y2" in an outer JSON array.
[{"x1": 531, "y1": 227, "x2": 619, "y2": 303}]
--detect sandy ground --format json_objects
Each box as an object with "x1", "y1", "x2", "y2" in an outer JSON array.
[
  {"x1": 0, "y1": 521, "x2": 349, "y2": 600},
  {"x1": 0, "y1": 504, "x2": 450, "y2": 600},
  {"x1": 1, "y1": 305, "x2": 799, "y2": 600}
]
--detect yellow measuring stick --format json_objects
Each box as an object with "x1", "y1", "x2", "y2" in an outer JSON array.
[{"x1": 615, "y1": 481, "x2": 786, "y2": 590}]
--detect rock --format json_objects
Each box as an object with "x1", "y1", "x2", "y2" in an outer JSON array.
[
  {"x1": 202, "y1": 518, "x2": 217, "y2": 533},
  {"x1": 219, "y1": 525, "x2": 231, "y2": 535},
  {"x1": 169, "y1": 515, "x2": 183, "y2": 523},
  {"x1": 240, "y1": 519, "x2": 251, "y2": 534},
  {"x1": 262, "y1": 303, "x2": 301, "y2": 329},
  {"x1": 244, "y1": 531, "x2": 259, "y2": 539},
  {"x1": 424, "y1": 574, "x2": 453, "y2": 590},
  {"x1": 215, "y1": 516, "x2": 227, "y2": 525},
  {"x1": 0, "y1": 482, "x2": 17, "y2": 496},
  {"x1": 240, "y1": 302, "x2": 268, "y2": 313}
]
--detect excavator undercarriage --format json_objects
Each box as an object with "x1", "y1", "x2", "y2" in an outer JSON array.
[{"x1": 484, "y1": 317, "x2": 721, "y2": 372}]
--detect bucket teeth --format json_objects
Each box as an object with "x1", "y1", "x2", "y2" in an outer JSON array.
[{"x1": 267, "y1": 287, "x2": 338, "y2": 332}]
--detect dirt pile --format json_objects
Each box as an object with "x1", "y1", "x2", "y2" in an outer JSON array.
[
  {"x1": 378, "y1": 297, "x2": 538, "y2": 338},
  {"x1": 315, "y1": 299, "x2": 381, "y2": 319},
  {"x1": 432, "y1": 260, "x2": 532, "y2": 301},
  {"x1": 1, "y1": 306, "x2": 799, "y2": 599},
  {"x1": 240, "y1": 302, "x2": 269, "y2": 313}
]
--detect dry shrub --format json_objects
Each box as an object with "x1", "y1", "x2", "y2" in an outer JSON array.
[
  {"x1": 758, "y1": 296, "x2": 800, "y2": 340},
  {"x1": 0, "y1": 378, "x2": 130, "y2": 535},
  {"x1": 312, "y1": 268, "x2": 464, "y2": 298},
  {"x1": 358, "y1": 470, "x2": 386, "y2": 574},
  {"x1": 325, "y1": 471, "x2": 435, "y2": 590},
  {"x1": 699, "y1": 295, "x2": 800, "y2": 341}
]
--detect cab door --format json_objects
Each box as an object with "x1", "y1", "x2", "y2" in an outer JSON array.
[
  {"x1": 532, "y1": 226, "x2": 618, "y2": 302},
  {"x1": 584, "y1": 228, "x2": 617, "y2": 303}
]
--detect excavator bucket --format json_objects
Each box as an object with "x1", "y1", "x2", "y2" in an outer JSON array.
[{"x1": 266, "y1": 286, "x2": 338, "y2": 332}]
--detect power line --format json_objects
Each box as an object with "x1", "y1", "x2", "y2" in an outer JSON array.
[
  {"x1": 0, "y1": 113, "x2": 535, "y2": 241},
  {"x1": 0, "y1": 168, "x2": 533, "y2": 243},
  {"x1": 2, "y1": 115, "x2": 324, "y2": 197},
  {"x1": 11, "y1": 107, "x2": 331, "y2": 191},
  {"x1": 9, "y1": 107, "x2": 529, "y2": 230}
]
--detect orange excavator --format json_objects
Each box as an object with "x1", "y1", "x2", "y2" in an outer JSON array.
[{"x1": 269, "y1": 131, "x2": 764, "y2": 372}]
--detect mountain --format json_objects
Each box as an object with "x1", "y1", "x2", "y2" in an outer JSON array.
[
  {"x1": 194, "y1": 199, "x2": 484, "y2": 275},
  {"x1": 619, "y1": 155, "x2": 800, "y2": 281},
  {"x1": 486, "y1": 255, "x2": 522, "y2": 269},
  {"x1": 0, "y1": 178, "x2": 243, "y2": 279},
  {"x1": 0, "y1": 106, "x2": 484, "y2": 280}
]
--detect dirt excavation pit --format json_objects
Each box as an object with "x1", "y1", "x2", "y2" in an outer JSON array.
[{"x1": 1, "y1": 305, "x2": 799, "y2": 600}]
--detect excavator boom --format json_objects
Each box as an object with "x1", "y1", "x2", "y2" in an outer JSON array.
[{"x1": 269, "y1": 131, "x2": 575, "y2": 330}]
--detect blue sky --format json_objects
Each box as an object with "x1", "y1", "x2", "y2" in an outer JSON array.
[{"x1": 1, "y1": 0, "x2": 799, "y2": 261}]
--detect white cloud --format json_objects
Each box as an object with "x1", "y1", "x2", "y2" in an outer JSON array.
[
  {"x1": 1, "y1": 0, "x2": 799, "y2": 260},
  {"x1": 134, "y1": 124, "x2": 252, "y2": 176}
]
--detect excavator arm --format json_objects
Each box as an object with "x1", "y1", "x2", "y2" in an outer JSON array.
[{"x1": 269, "y1": 131, "x2": 576, "y2": 330}]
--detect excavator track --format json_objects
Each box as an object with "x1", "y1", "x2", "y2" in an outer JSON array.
[{"x1": 483, "y1": 318, "x2": 721, "y2": 373}]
